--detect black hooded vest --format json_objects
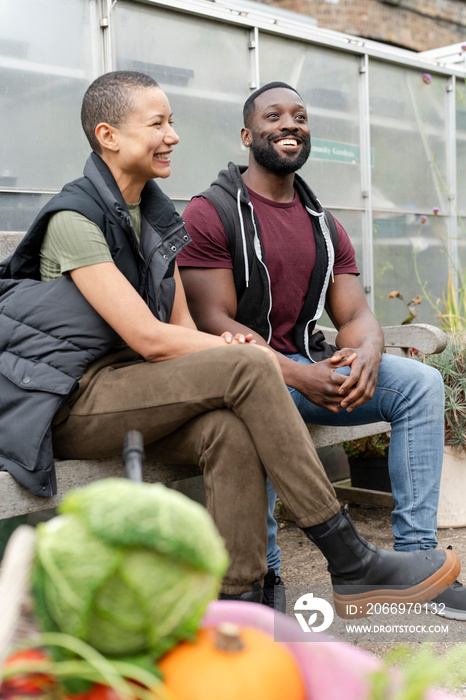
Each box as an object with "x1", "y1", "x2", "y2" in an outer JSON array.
[{"x1": 194, "y1": 162, "x2": 338, "y2": 361}]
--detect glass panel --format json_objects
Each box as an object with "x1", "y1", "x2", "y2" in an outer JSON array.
[
  {"x1": 173, "y1": 199, "x2": 189, "y2": 217},
  {"x1": 331, "y1": 209, "x2": 364, "y2": 272},
  {"x1": 112, "y1": 2, "x2": 251, "y2": 199},
  {"x1": 373, "y1": 212, "x2": 449, "y2": 326},
  {"x1": 370, "y1": 61, "x2": 449, "y2": 214},
  {"x1": 456, "y1": 80, "x2": 466, "y2": 217},
  {"x1": 0, "y1": 192, "x2": 53, "y2": 233},
  {"x1": 259, "y1": 34, "x2": 362, "y2": 209},
  {"x1": 457, "y1": 225, "x2": 466, "y2": 293},
  {"x1": 0, "y1": 0, "x2": 95, "y2": 192}
]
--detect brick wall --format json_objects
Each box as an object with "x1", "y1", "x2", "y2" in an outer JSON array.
[{"x1": 259, "y1": 0, "x2": 466, "y2": 51}]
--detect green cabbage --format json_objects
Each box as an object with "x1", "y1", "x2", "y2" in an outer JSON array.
[{"x1": 32, "y1": 479, "x2": 229, "y2": 660}]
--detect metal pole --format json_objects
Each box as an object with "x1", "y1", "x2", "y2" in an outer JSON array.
[{"x1": 358, "y1": 53, "x2": 374, "y2": 311}]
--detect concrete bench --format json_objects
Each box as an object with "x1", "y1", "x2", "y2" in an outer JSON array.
[{"x1": 0, "y1": 322, "x2": 447, "y2": 520}]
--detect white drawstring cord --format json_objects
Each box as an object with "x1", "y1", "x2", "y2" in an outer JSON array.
[{"x1": 237, "y1": 188, "x2": 250, "y2": 287}]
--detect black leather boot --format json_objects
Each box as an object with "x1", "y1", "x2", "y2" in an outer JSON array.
[
  {"x1": 219, "y1": 580, "x2": 263, "y2": 603},
  {"x1": 262, "y1": 568, "x2": 287, "y2": 613},
  {"x1": 303, "y1": 506, "x2": 460, "y2": 618}
]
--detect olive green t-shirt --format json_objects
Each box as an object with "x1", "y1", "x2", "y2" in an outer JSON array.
[{"x1": 39, "y1": 204, "x2": 142, "y2": 281}]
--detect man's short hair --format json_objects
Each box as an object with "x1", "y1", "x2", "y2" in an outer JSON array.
[
  {"x1": 81, "y1": 71, "x2": 159, "y2": 153},
  {"x1": 243, "y1": 81, "x2": 302, "y2": 127}
]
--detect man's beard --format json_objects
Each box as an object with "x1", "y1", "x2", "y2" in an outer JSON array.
[{"x1": 250, "y1": 134, "x2": 311, "y2": 175}]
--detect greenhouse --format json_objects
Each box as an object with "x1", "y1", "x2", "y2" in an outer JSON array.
[{"x1": 1, "y1": 0, "x2": 466, "y2": 324}]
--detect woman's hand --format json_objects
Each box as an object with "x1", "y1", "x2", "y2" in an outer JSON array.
[{"x1": 221, "y1": 331, "x2": 256, "y2": 345}]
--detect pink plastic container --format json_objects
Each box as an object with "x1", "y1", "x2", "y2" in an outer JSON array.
[{"x1": 202, "y1": 601, "x2": 458, "y2": 700}]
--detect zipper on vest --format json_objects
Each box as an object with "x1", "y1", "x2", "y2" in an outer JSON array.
[{"x1": 139, "y1": 220, "x2": 186, "y2": 295}]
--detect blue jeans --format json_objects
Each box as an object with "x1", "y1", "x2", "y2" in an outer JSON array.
[{"x1": 266, "y1": 352, "x2": 445, "y2": 575}]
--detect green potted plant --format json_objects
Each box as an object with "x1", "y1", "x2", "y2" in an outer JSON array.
[
  {"x1": 341, "y1": 432, "x2": 391, "y2": 493},
  {"x1": 419, "y1": 330, "x2": 466, "y2": 527},
  {"x1": 388, "y1": 274, "x2": 466, "y2": 526}
]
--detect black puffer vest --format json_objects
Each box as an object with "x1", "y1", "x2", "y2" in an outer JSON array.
[{"x1": 0, "y1": 154, "x2": 191, "y2": 496}]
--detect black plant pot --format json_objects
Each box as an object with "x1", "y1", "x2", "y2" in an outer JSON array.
[{"x1": 349, "y1": 456, "x2": 392, "y2": 493}]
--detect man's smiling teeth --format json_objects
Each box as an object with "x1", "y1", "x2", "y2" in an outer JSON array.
[{"x1": 276, "y1": 138, "x2": 298, "y2": 146}]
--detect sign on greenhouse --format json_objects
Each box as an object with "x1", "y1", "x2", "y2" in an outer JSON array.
[{"x1": 311, "y1": 138, "x2": 360, "y2": 164}]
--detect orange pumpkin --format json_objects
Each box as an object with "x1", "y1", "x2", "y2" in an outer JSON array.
[{"x1": 158, "y1": 622, "x2": 306, "y2": 700}]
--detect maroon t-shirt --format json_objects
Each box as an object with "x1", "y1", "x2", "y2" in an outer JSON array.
[{"x1": 179, "y1": 187, "x2": 359, "y2": 353}]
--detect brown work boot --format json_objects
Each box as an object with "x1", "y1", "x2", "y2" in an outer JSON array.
[{"x1": 304, "y1": 507, "x2": 460, "y2": 618}]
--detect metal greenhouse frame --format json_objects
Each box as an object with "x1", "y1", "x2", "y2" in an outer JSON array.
[{"x1": 1, "y1": 0, "x2": 465, "y2": 324}]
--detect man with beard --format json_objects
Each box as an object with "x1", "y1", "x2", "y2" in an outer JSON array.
[{"x1": 178, "y1": 81, "x2": 466, "y2": 619}]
